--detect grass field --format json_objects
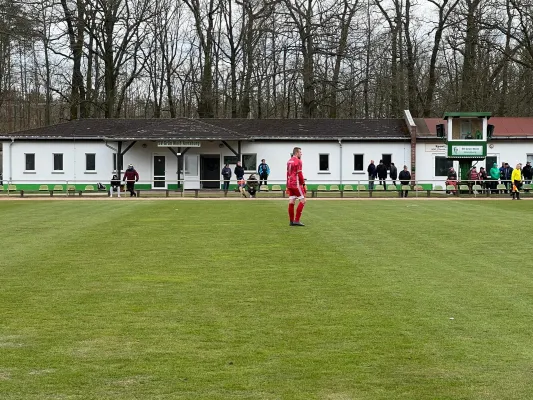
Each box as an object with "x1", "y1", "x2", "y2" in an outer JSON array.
[{"x1": 1, "y1": 199, "x2": 533, "y2": 400}]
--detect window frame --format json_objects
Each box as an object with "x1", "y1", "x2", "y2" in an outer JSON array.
[
  {"x1": 25, "y1": 153, "x2": 36, "y2": 172},
  {"x1": 242, "y1": 153, "x2": 257, "y2": 172},
  {"x1": 353, "y1": 153, "x2": 364, "y2": 172},
  {"x1": 53, "y1": 153, "x2": 64, "y2": 172},
  {"x1": 319, "y1": 153, "x2": 330, "y2": 173},
  {"x1": 223, "y1": 155, "x2": 239, "y2": 165},
  {"x1": 85, "y1": 153, "x2": 96, "y2": 172},
  {"x1": 434, "y1": 155, "x2": 454, "y2": 177}
]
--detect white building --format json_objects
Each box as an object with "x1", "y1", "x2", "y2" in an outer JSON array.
[{"x1": 1, "y1": 113, "x2": 533, "y2": 191}]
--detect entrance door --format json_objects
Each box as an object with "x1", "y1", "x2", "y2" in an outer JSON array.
[
  {"x1": 486, "y1": 155, "x2": 498, "y2": 170},
  {"x1": 201, "y1": 155, "x2": 221, "y2": 189},
  {"x1": 184, "y1": 154, "x2": 200, "y2": 190},
  {"x1": 153, "y1": 155, "x2": 166, "y2": 188}
]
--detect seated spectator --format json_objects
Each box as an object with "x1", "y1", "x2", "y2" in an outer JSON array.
[
  {"x1": 446, "y1": 167, "x2": 458, "y2": 194},
  {"x1": 245, "y1": 174, "x2": 259, "y2": 198},
  {"x1": 109, "y1": 174, "x2": 121, "y2": 198}
]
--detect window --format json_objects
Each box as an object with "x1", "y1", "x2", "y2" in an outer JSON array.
[
  {"x1": 353, "y1": 154, "x2": 364, "y2": 171},
  {"x1": 460, "y1": 120, "x2": 472, "y2": 139},
  {"x1": 435, "y1": 156, "x2": 453, "y2": 177},
  {"x1": 319, "y1": 154, "x2": 329, "y2": 172},
  {"x1": 223, "y1": 155, "x2": 239, "y2": 165},
  {"x1": 86, "y1": 153, "x2": 96, "y2": 171},
  {"x1": 113, "y1": 154, "x2": 117, "y2": 171},
  {"x1": 527, "y1": 154, "x2": 533, "y2": 163},
  {"x1": 382, "y1": 154, "x2": 392, "y2": 170},
  {"x1": 242, "y1": 154, "x2": 257, "y2": 171},
  {"x1": 53, "y1": 154, "x2": 63, "y2": 171},
  {"x1": 25, "y1": 154, "x2": 35, "y2": 171}
]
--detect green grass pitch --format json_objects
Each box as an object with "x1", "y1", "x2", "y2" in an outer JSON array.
[{"x1": 1, "y1": 199, "x2": 533, "y2": 399}]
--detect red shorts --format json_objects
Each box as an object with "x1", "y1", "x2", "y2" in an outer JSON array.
[{"x1": 287, "y1": 187, "x2": 306, "y2": 199}]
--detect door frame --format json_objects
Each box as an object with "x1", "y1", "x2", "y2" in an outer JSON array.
[
  {"x1": 200, "y1": 153, "x2": 222, "y2": 189},
  {"x1": 183, "y1": 154, "x2": 200, "y2": 190},
  {"x1": 152, "y1": 152, "x2": 167, "y2": 189}
]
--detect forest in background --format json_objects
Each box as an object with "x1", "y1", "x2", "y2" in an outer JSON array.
[{"x1": 1, "y1": 0, "x2": 532, "y2": 132}]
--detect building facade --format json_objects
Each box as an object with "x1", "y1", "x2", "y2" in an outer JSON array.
[{"x1": 1, "y1": 114, "x2": 532, "y2": 191}]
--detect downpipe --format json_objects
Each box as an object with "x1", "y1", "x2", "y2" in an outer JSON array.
[
  {"x1": 9, "y1": 138, "x2": 14, "y2": 181},
  {"x1": 338, "y1": 139, "x2": 343, "y2": 188}
]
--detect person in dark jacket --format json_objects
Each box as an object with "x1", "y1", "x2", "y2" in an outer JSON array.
[
  {"x1": 221, "y1": 164, "x2": 232, "y2": 194},
  {"x1": 399, "y1": 165, "x2": 411, "y2": 197},
  {"x1": 479, "y1": 167, "x2": 488, "y2": 190},
  {"x1": 109, "y1": 174, "x2": 121, "y2": 198},
  {"x1": 234, "y1": 161, "x2": 245, "y2": 194},
  {"x1": 500, "y1": 162, "x2": 513, "y2": 193},
  {"x1": 376, "y1": 159, "x2": 387, "y2": 188},
  {"x1": 257, "y1": 159, "x2": 270, "y2": 189},
  {"x1": 389, "y1": 162, "x2": 398, "y2": 186},
  {"x1": 245, "y1": 174, "x2": 259, "y2": 198},
  {"x1": 522, "y1": 161, "x2": 532, "y2": 187},
  {"x1": 123, "y1": 164, "x2": 139, "y2": 197},
  {"x1": 367, "y1": 160, "x2": 376, "y2": 190}
]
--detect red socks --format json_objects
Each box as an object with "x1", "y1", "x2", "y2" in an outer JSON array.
[
  {"x1": 288, "y1": 203, "x2": 295, "y2": 222},
  {"x1": 295, "y1": 202, "x2": 305, "y2": 222}
]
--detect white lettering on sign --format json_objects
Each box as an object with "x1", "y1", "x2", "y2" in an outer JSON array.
[
  {"x1": 451, "y1": 146, "x2": 483, "y2": 156},
  {"x1": 425, "y1": 144, "x2": 446, "y2": 152},
  {"x1": 157, "y1": 140, "x2": 201, "y2": 147}
]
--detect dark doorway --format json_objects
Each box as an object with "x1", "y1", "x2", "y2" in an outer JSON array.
[
  {"x1": 201, "y1": 155, "x2": 220, "y2": 189},
  {"x1": 153, "y1": 155, "x2": 166, "y2": 188}
]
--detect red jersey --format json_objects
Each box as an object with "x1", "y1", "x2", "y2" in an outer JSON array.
[{"x1": 287, "y1": 156, "x2": 304, "y2": 189}]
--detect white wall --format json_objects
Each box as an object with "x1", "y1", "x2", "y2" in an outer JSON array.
[
  {"x1": 3, "y1": 140, "x2": 114, "y2": 184},
  {"x1": 416, "y1": 141, "x2": 533, "y2": 186},
  {"x1": 1, "y1": 139, "x2": 413, "y2": 187},
  {"x1": 241, "y1": 141, "x2": 411, "y2": 185}
]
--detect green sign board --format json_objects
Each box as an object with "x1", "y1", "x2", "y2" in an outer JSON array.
[{"x1": 447, "y1": 141, "x2": 487, "y2": 159}]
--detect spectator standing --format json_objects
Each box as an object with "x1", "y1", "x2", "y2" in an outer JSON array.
[
  {"x1": 479, "y1": 167, "x2": 488, "y2": 190},
  {"x1": 367, "y1": 160, "x2": 376, "y2": 190},
  {"x1": 522, "y1": 161, "x2": 532, "y2": 187},
  {"x1": 234, "y1": 161, "x2": 245, "y2": 195},
  {"x1": 489, "y1": 162, "x2": 500, "y2": 193},
  {"x1": 500, "y1": 162, "x2": 513, "y2": 193},
  {"x1": 389, "y1": 163, "x2": 398, "y2": 186},
  {"x1": 399, "y1": 165, "x2": 411, "y2": 197},
  {"x1": 376, "y1": 160, "x2": 387, "y2": 188},
  {"x1": 257, "y1": 159, "x2": 270, "y2": 189},
  {"x1": 469, "y1": 166, "x2": 480, "y2": 192},
  {"x1": 503, "y1": 163, "x2": 513, "y2": 194},
  {"x1": 123, "y1": 164, "x2": 139, "y2": 197},
  {"x1": 221, "y1": 163, "x2": 232, "y2": 194},
  {"x1": 109, "y1": 174, "x2": 121, "y2": 198},
  {"x1": 512, "y1": 163, "x2": 522, "y2": 200}
]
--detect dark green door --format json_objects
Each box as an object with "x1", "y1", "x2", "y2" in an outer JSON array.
[
  {"x1": 486, "y1": 156, "x2": 498, "y2": 171},
  {"x1": 153, "y1": 155, "x2": 166, "y2": 188}
]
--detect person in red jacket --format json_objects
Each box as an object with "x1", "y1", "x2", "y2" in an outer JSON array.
[
  {"x1": 286, "y1": 147, "x2": 306, "y2": 226},
  {"x1": 123, "y1": 164, "x2": 139, "y2": 197}
]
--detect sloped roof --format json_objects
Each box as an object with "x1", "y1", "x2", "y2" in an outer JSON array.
[
  {"x1": 0, "y1": 118, "x2": 248, "y2": 141},
  {"x1": 204, "y1": 118, "x2": 410, "y2": 140},
  {"x1": 0, "y1": 118, "x2": 410, "y2": 141},
  {"x1": 414, "y1": 117, "x2": 533, "y2": 138}
]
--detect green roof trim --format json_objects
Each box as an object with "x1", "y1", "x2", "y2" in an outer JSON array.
[{"x1": 443, "y1": 112, "x2": 492, "y2": 120}]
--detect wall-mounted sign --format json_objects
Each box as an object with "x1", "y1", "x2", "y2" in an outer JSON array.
[
  {"x1": 425, "y1": 144, "x2": 446, "y2": 152},
  {"x1": 158, "y1": 140, "x2": 201, "y2": 147}
]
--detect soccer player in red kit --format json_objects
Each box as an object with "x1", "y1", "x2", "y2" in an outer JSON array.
[{"x1": 287, "y1": 147, "x2": 306, "y2": 226}]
